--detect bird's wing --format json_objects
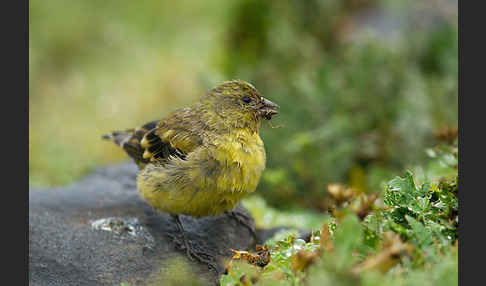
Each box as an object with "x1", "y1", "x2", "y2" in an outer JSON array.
[
  {"x1": 140, "y1": 108, "x2": 203, "y2": 162},
  {"x1": 102, "y1": 120, "x2": 160, "y2": 167}
]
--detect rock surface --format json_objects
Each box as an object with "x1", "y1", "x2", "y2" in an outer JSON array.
[{"x1": 29, "y1": 163, "x2": 263, "y2": 286}]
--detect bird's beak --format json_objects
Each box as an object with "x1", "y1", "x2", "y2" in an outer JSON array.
[{"x1": 260, "y1": 97, "x2": 279, "y2": 120}]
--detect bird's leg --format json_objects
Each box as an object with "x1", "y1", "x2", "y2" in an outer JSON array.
[
  {"x1": 172, "y1": 215, "x2": 192, "y2": 258},
  {"x1": 171, "y1": 215, "x2": 218, "y2": 271},
  {"x1": 225, "y1": 211, "x2": 258, "y2": 243}
]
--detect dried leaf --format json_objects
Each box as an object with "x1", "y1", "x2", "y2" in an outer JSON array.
[
  {"x1": 230, "y1": 244, "x2": 271, "y2": 268},
  {"x1": 327, "y1": 183, "x2": 356, "y2": 204},
  {"x1": 352, "y1": 231, "x2": 412, "y2": 274},
  {"x1": 291, "y1": 249, "x2": 320, "y2": 272},
  {"x1": 320, "y1": 224, "x2": 334, "y2": 252}
]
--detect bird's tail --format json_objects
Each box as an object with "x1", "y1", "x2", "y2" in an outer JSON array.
[
  {"x1": 102, "y1": 120, "x2": 159, "y2": 167},
  {"x1": 102, "y1": 130, "x2": 134, "y2": 147}
]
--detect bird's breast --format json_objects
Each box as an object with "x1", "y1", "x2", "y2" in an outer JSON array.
[{"x1": 211, "y1": 130, "x2": 266, "y2": 194}]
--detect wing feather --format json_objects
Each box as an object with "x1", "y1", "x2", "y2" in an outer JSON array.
[{"x1": 103, "y1": 108, "x2": 204, "y2": 167}]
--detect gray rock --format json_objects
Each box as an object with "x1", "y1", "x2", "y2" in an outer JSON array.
[{"x1": 29, "y1": 163, "x2": 258, "y2": 286}]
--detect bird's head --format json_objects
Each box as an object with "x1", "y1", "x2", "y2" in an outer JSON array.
[{"x1": 198, "y1": 80, "x2": 279, "y2": 132}]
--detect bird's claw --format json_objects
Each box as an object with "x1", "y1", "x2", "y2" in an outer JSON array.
[
  {"x1": 169, "y1": 221, "x2": 219, "y2": 272},
  {"x1": 176, "y1": 237, "x2": 218, "y2": 272}
]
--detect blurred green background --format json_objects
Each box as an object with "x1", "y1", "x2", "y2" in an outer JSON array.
[{"x1": 29, "y1": 0, "x2": 457, "y2": 211}]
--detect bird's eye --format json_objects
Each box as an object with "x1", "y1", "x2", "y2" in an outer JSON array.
[{"x1": 241, "y1": 96, "x2": 252, "y2": 104}]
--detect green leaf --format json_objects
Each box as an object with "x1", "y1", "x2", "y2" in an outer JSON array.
[
  {"x1": 333, "y1": 214, "x2": 363, "y2": 271},
  {"x1": 405, "y1": 215, "x2": 433, "y2": 248},
  {"x1": 384, "y1": 171, "x2": 418, "y2": 208}
]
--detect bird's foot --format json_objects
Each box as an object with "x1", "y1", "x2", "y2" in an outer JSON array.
[
  {"x1": 175, "y1": 236, "x2": 219, "y2": 272},
  {"x1": 171, "y1": 215, "x2": 219, "y2": 272},
  {"x1": 225, "y1": 211, "x2": 258, "y2": 244}
]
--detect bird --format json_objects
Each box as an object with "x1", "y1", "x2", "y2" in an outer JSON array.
[{"x1": 102, "y1": 79, "x2": 279, "y2": 267}]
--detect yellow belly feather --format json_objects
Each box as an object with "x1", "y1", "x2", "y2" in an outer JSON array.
[{"x1": 137, "y1": 130, "x2": 266, "y2": 217}]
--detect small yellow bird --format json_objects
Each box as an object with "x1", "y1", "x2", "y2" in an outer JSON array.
[{"x1": 103, "y1": 80, "x2": 278, "y2": 264}]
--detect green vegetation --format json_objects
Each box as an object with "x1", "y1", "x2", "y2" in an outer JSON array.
[
  {"x1": 30, "y1": 0, "x2": 457, "y2": 285},
  {"x1": 222, "y1": 142, "x2": 457, "y2": 285}
]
